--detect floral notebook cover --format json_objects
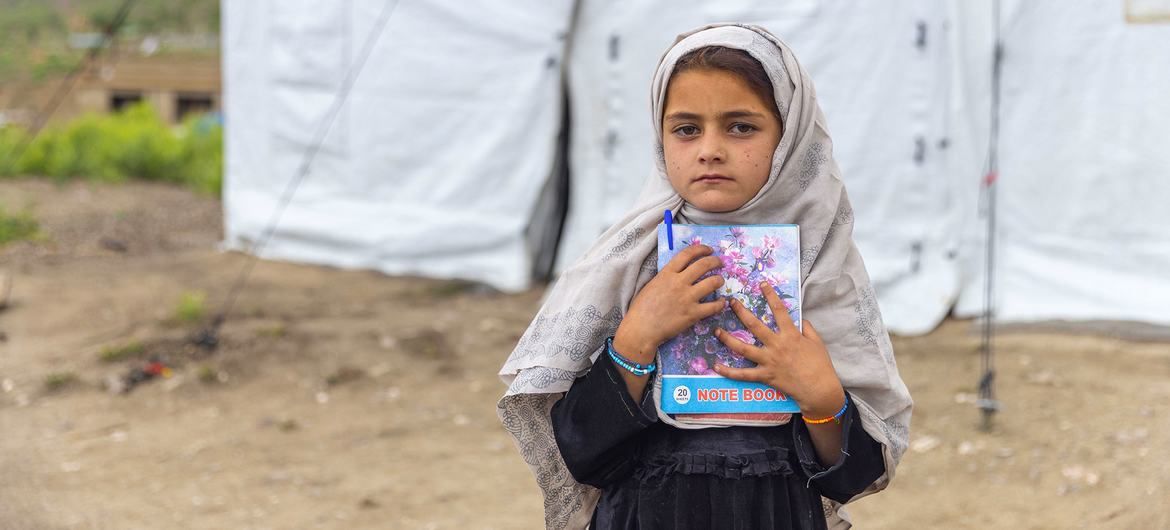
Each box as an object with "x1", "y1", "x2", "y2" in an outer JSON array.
[{"x1": 657, "y1": 223, "x2": 802, "y2": 420}]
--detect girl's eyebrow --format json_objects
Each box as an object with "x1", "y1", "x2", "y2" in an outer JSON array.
[
  {"x1": 719, "y1": 110, "x2": 766, "y2": 120},
  {"x1": 664, "y1": 110, "x2": 766, "y2": 122}
]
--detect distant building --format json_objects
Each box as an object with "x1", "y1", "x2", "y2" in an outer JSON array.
[
  {"x1": 0, "y1": 50, "x2": 220, "y2": 128},
  {"x1": 76, "y1": 54, "x2": 221, "y2": 124}
]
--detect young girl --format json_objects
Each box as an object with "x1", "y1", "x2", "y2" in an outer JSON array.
[{"x1": 499, "y1": 24, "x2": 912, "y2": 529}]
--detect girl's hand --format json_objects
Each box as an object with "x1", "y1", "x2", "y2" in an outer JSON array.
[
  {"x1": 612, "y1": 244, "x2": 726, "y2": 365},
  {"x1": 712, "y1": 282, "x2": 846, "y2": 418}
]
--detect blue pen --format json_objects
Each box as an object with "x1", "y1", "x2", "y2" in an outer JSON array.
[{"x1": 664, "y1": 210, "x2": 674, "y2": 250}]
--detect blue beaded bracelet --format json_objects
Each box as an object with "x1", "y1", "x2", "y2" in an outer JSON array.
[
  {"x1": 606, "y1": 337, "x2": 656, "y2": 376},
  {"x1": 802, "y1": 394, "x2": 850, "y2": 425}
]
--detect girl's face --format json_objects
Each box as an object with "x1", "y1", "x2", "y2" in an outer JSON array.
[{"x1": 662, "y1": 68, "x2": 782, "y2": 213}]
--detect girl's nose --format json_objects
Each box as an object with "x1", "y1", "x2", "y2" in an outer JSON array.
[{"x1": 697, "y1": 138, "x2": 725, "y2": 164}]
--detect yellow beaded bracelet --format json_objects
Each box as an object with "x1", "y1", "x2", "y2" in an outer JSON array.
[{"x1": 802, "y1": 394, "x2": 849, "y2": 425}]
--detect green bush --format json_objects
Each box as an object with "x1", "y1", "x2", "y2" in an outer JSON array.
[
  {"x1": 179, "y1": 113, "x2": 224, "y2": 195},
  {"x1": 1, "y1": 102, "x2": 223, "y2": 195},
  {"x1": 0, "y1": 126, "x2": 25, "y2": 176},
  {"x1": 174, "y1": 290, "x2": 206, "y2": 323},
  {"x1": 30, "y1": 51, "x2": 83, "y2": 81},
  {"x1": 43, "y1": 372, "x2": 79, "y2": 393},
  {"x1": 98, "y1": 341, "x2": 145, "y2": 363},
  {"x1": 0, "y1": 203, "x2": 40, "y2": 246},
  {"x1": 0, "y1": 2, "x2": 65, "y2": 44}
]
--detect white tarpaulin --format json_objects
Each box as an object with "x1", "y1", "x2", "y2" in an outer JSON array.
[
  {"x1": 953, "y1": 0, "x2": 1170, "y2": 325},
  {"x1": 221, "y1": 0, "x2": 1170, "y2": 333},
  {"x1": 222, "y1": 0, "x2": 573, "y2": 291}
]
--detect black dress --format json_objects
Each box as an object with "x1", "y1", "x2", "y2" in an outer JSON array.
[{"x1": 550, "y1": 353, "x2": 885, "y2": 530}]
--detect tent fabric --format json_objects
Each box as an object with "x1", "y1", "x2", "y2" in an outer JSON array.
[
  {"x1": 222, "y1": 0, "x2": 574, "y2": 292},
  {"x1": 221, "y1": 0, "x2": 1170, "y2": 333},
  {"x1": 952, "y1": 0, "x2": 1170, "y2": 326}
]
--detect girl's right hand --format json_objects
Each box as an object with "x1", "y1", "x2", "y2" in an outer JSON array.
[{"x1": 612, "y1": 244, "x2": 726, "y2": 364}]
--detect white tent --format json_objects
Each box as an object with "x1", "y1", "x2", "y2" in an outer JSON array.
[
  {"x1": 222, "y1": 0, "x2": 574, "y2": 292},
  {"x1": 951, "y1": 1, "x2": 1170, "y2": 326},
  {"x1": 221, "y1": 0, "x2": 1170, "y2": 334}
]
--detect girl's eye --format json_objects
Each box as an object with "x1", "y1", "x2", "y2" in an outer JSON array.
[
  {"x1": 673, "y1": 125, "x2": 700, "y2": 138},
  {"x1": 729, "y1": 123, "x2": 757, "y2": 135}
]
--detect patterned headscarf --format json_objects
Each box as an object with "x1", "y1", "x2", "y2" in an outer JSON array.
[{"x1": 497, "y1": 23, "x2": 912, "y2": 529}]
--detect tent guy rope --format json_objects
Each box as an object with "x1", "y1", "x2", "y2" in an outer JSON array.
[{"x1": 192, "y1": 0, "x2": 402, "y2": 351}]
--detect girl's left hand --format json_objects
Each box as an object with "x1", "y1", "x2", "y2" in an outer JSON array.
[{"x1": 712, "y1": 282, "x2": 846, "y2": 418}]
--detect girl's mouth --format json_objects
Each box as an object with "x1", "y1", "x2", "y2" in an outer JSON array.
[{"x1": 694, "y1": 174, "x2": 732, "y2": 184}]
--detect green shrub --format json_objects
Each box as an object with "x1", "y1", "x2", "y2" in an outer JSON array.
[
  {"x1": 98, "y1": 341, "x2": 145, "y2": 363},
  {"x1": 174, "y1": 291, "x2": 206, "y2": 323},
  {"x1": 43, "y1": 372, "x2": 79, "y2": 393},
  {"x1": 0, "y1": 126, "x2": 27, "y2": 176},
  {"x1": 30, "y1": 51, "x2": 83, "y2": 81},
  {"x1": 2, "y1": 102, "x2": 223, "y2": 195},
  {"x1": 178, "y1": 113, "x2": 224, "y2": 195},
  {"x1": 0, "y1": 2, "x2": 65, "y2": 44},
  {"x1": 196, "y1": 364, "x2": 218, "y2": 384},
  {"x1": 0, "y1": 204, "x2": 40, "y2": 246}
]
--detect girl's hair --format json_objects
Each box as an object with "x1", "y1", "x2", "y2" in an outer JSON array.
[{"x1": 671, "y1": 46, "x2": 782, "y2": 121}]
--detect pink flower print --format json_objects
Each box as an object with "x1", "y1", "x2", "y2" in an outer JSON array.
[
  {"x1": 751, "y1": 252, "x2": 772, "y2": 270},
  {"x1": 762, "y1": 236, "x2": 780, "y2": 250},
  {"x1": 693, "y1": 320, "x2": 711, "y2": 335},
  {"x1": 728, "y1": 329, "x2": 756, "y2": 346},
  {"x1": 704, "y1": 338, "x2": 719, "y2": 354},
  {"x1": 724, "y1": 248, "x2": 744, "y2": 263},
  {"x1": 689, "y1": 356, "x2": 709, "y2": 375},
  {"x1": 729, "y1": 227, "x2": 748, "y2": 247},
  {"x1": 689, "y1": 236, "x2": 703, "y2": 246}
]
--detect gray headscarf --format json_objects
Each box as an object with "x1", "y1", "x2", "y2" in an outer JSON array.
[{"x1": 497, "y1": 23, "x2": 912, "y2": 529}]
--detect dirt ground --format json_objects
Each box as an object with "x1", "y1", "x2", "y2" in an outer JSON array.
[{"x1": 2, "y1": 178, "x2": 1168, "y2": 529}]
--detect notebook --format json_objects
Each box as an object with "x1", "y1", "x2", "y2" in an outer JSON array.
[{"x1": 656, "y1": 223, "x2": 802, "y2": 425}]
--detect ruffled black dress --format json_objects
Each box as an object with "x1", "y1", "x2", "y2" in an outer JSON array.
[{"x1": 550, "y1": 354, "x2": 885, "y2": 530}]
